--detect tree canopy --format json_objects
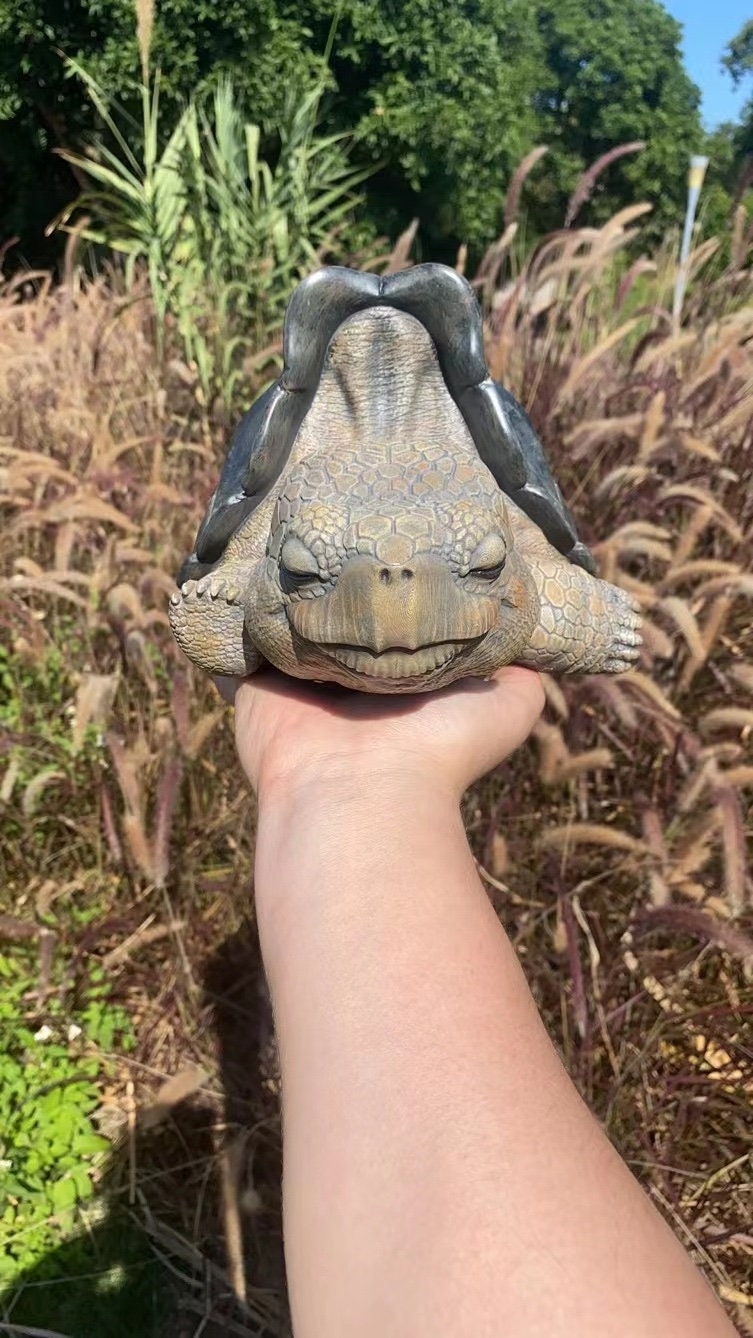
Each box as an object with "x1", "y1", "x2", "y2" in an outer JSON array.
[
  {"x1": 2, "y1": 0, "x2": 706, "y2": 263},
  {"x1": 720, "y1": 18, "x2": 753, "y2": 181},
  {"x1": 533, "y1": 0, "x2": 701, "y2": 229}
]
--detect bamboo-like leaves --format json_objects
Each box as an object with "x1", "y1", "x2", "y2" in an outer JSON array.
[{"x1": 55, "y1": 65, "x2": 372, "y2": 407}]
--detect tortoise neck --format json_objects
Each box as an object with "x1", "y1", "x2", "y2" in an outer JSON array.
[{"x1": 291, "y1": 307, "x2": 475, "y2": 467}]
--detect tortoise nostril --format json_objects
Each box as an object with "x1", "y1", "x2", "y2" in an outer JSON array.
[{"x1": 378, "y1": 567, "x2": 413, "y2": 583}]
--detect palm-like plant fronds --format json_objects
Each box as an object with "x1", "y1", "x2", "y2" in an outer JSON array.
[{"x1": 53, "y1": 65, "x2": 372, "y2": 407}]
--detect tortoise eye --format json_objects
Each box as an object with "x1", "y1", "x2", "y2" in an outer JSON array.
[
  {"x1": 468, "y1": 534, "x2": 507, "y2": 580},
  {"x1": 280, "y1": 536, "x2": 320, "y2": 584}
]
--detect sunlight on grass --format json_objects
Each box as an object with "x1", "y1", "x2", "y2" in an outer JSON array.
[{"x1": 0, "y1": 180, "x2": 751, "y2": 1331}]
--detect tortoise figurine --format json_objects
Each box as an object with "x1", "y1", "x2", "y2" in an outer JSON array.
[{"x1": 169, "y1": 264, "x2": 641, "y2": 694}]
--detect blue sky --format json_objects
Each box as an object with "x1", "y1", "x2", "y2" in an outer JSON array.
[{"x1": 665, "y1": 0, "x2": 751, "y2": 128}]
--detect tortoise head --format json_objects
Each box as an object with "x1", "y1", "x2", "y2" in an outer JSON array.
[{"x1": 242, "y1": 307, "x2": 539, "y2": 692}]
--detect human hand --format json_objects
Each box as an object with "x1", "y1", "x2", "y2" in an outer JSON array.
[{"x1": 219, "y1": 667, "x2": 544, "y2": 808}]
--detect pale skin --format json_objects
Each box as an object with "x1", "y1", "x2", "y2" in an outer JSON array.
[{"x1": 224, "y1": 667, "x2": 735, "y2": 1338}]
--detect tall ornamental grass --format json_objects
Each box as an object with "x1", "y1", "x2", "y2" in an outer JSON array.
[{"x1": 0, "y1": 160, "x2": 751, "y2": 1329}]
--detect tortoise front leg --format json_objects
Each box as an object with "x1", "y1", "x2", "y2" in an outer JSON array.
[
  {"x1": 169, "y1": 572, "x2": 263, "y2": 677},
  {"x1": 508, "y1": 505, "x2": 641, "y2": 674}
]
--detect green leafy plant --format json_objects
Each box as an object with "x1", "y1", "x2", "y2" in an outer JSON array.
[
  {"x1": 54, "y1": 53, "x2": 372, "y2": 408},
  {"x1": 0, "y1": 950, "x2": 133, "y2": 1282},
  {"x1": 0, "y1": 191, "x2": 751, "y2": 1326},
  {"x1": 4, "y1": 0, "x2": 712, "y2": 265},
  {"x1": 1, "y1": 640, "x2": 72, "y2": 736}
]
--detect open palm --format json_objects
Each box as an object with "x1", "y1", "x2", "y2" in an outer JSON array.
[{"x1": 222, "y1": 667, "x2": 544, "y2": 803}]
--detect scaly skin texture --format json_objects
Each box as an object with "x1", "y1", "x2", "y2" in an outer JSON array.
[{"x1": 169, "y1": 308, "x2": 641, "y2": 692}]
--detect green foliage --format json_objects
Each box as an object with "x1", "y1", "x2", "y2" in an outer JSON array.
[
  {"x1": 3, "y1": 0, "x2": 704, "y2": 264},
  {"x1": 705, "y1": 123, "x2": 742, "y2": 193},
  {"x1": 700, "y1": 123, "x2": 753, "y2": 252},
  {"x1": 56, "y1": 61, "x2": 370, "y2": 406},
  {"x1": 532, "y1": 0, "x2": 701, "y2": 232},
  {"x1": 318, "y1": 0, "x2": 542, "y2": 249},
  {"x1": 0, "y1": 636, "x2": 65, "y2": 733},
  {"x1": 0, "y1": 951, "x2": 132, "y2": 1283},
  {"x1": 720, "y1": 19, "x2": 753, "y2": 187},
  {"x1": 689, "y1": 17, "x2": 753, "y2": 250},
  {"x1": 8, "y1": 1218, "x2": 167, "y2": 1338},
  {"x1": 723, "y1": 19, "x2": 753, "y2": 85},
  {"x1": 0, "y1": 639, "x2": 71, "y2": 736}
]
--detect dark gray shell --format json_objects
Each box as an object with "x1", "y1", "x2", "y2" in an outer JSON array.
[{"x1": 178, "y1": 264, "x2": 595, "y2": 583}]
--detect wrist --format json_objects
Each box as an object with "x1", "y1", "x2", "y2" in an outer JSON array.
[
  {"x1": 253, "y1": 764, "x2": 465, "y2": 919},
  {"x1": 255, "y1": 752, "x2": 460, "y2": 822}
]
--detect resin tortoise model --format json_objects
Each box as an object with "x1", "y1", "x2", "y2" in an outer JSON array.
[{"x1": 169, "y1": 264, "x2": 641, "y2": 694}]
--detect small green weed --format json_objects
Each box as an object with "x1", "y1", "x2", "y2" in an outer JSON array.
[
  {"x1": 0, "y1": 950, "x2": 133, "y2": 1283},
  {"x1": 0, "y1": 636, "x2": 93, "y2": 753},
  {"x1": 0, "y1": 640, "x2": 70, "y2": 735}
]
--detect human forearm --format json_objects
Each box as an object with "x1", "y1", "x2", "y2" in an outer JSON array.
[{"x1": 255, "y1": 780, "x2": 733, "y2": 1338}]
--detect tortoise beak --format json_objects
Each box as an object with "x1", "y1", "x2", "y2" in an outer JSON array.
[{"x1": 288, "y1": 554, "x2": 498, "y2": 678}]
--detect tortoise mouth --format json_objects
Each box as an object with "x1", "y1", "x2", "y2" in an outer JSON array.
[{"x1": 324, "y1": 639, "x2": 474, "y2": 680}]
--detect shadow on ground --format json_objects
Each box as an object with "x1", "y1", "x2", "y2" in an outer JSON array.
[{"x1": 1, "y1": 922, "x2": 287, "y2": 1338}]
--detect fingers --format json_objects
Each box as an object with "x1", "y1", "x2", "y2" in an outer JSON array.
[{"x1": 224, "y1": 664, "x2": 544, "y2": 798}]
